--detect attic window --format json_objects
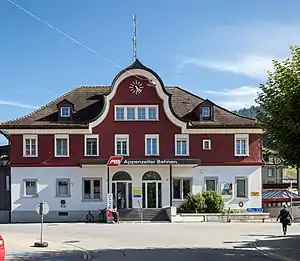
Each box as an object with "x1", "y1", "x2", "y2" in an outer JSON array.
[
  {"x1": 202, "y1": 107, "x2": 211, "y2": 117},
  {"x1": 60, "y1": 106, "x2": 70, "y2": 117}
]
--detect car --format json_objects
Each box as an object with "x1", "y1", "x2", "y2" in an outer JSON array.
[{"x1": 0, "y1": 234, "x2": 5, "y2": 261}]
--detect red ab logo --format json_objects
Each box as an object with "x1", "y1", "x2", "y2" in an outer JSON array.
[{"x1": 106, "y1": 156, "x2": 124, "y2": 167}]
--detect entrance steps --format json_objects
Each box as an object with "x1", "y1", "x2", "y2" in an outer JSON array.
[{"x1": 118, "y1": 208, "x2": 170, "y2": 222}]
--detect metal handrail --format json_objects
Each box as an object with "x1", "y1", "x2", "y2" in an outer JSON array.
[{"x1": 137, "y1": 200, "x2": 143, "y2": 222}]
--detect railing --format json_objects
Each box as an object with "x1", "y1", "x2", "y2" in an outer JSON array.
[{"x1": 137, "y1": 200, "x2": 143, "y2": 222}]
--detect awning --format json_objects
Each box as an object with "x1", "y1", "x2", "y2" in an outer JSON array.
[{"x1": 262, "y1": 189, "x2": 300, "y2": 203}]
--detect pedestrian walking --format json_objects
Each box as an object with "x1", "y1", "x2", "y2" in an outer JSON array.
[{"x1": 277, "y1": 205, "x2": 293, "y2": 235}]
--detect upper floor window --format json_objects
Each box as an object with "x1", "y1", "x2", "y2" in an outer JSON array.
[
  {"x1": 115, "y1": 106, "x2": 158, "y2": 121},
  {"x1": 115, "y1": 134, "x2": 129, "y2": 156},
  {"x1": 234, "y1": 134, "x2": 249, "y2": 156},
  {"x1": 54, "y1": 134, "x2": 69, "y2": 157},
  {"x1": 145, "y1": 134, "x2": 159, "y2": 156},
  {"x1": 84, "y1": 134, "x2": 99, "y2": 156},
  {"x1": 202, "y1": 106, "x2": 211, "y2": 117},
  {"x1": 203, "y1": 139, "x2": 211, "y2": 150},
  {"x1": 175, "y1": 134, "x2": 189, "y2": 156},
  {"x1": 23, "y1": 134, "x2": 38, "y2": 157},
  {"x1": 60, "y1": 106, "x2": 70, "y2": 117}
]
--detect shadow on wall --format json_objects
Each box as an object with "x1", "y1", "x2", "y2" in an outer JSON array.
[{"x1": 6, "y1": 235, "x2": 300, "y2": 261}]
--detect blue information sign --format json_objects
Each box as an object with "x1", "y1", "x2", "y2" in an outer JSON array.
[{"x1": 247, "y1": 208, "x2": 264, "y2": 212}]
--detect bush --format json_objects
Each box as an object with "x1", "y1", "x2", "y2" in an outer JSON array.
[
  {"x1": 178, "y1": 193, "x2": 205, "y2": 213},
  {"x1": 202, "y1": 190, "x2": 225, "y2": 213},
  {"x1": 178, "y1": 191, "x2": 225, "y2": 213}
]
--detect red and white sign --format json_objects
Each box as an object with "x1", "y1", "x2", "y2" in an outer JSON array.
[{"x1": 106, "y1": 156, "x2": 123, "y2": 167}]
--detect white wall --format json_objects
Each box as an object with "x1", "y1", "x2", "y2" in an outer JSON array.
[{"x1": 172, "y1": 165, "x2": 262, "y2": 210}]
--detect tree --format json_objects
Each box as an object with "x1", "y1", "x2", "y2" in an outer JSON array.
[{"x1": 255, "y1": 46, "x2": 300, "y2": 167}]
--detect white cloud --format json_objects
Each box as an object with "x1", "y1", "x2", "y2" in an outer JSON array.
[
  {"x1": 0, "y1": 100, "x2": 37, "y2": 109},
  {"x1": 204, "y1": 86, "x2": 261, "y2": 110}
]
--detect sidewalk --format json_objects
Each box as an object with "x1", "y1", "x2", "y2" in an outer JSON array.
[
  {"x1": 2, "y1": 233, "x2": 84, "y2": 260},
  {"x1": 255, "y1": 234, "x2": 300, "y2": 261}
]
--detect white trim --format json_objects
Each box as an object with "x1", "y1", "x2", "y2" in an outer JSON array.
[
  {"x1": 23, "y1": 134, "x2": 38, "y2": 157},
  {"x1": 175, "y1": 134, "x2": 189, "y2": 156},
  {"x1": 202, "y1": 107, "x2": 211, "y2": 117},
  {"x1": 203, "y1": 139, "x2": 211, "y2": 150},
  {"x1": 56, "y1": 178, "x2": 71, "y2": 197},
  {"x1": 145, "y1": 134, "x2": 159, "y2": 156},
  {"x1": 235, "y1": 176, "x2": 249, "y2": 199},
  {"x1": 54, "y1": 134, "x2": 69, "y2": 157},
  {"x1": 114, "y1": 105, "x2": 159, "y2": 121},
  {"x1": 114, "y1": 134, "x2": 130, "y2": 156},
  {"x1": 60, "y1": 106, "x2": 71, "y2": 117},
  {"x1": 234, "y1": 134, "x2": 249, "y2": 156},
  {"x1": 23, "y1": 179, "x2": 38, "y2": 197},
  {"x1": 1, "y1": 127, "x2": 263, "y2": 135},
  {"x1": 84, "y1": 134, "x2": 99, "y2": 156}
]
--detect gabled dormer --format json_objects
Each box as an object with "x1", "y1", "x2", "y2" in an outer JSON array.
[
  {"x1": 197, "y1": 100, "x2": 215, "y2": 121},
  {"x1": 57, "y1": 99, "x2": 74, "y2": 121}
]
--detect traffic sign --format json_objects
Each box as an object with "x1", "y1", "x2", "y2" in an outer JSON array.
[
  {"x1": 106, "y1": 156, "x2": 123, "y2": 167},
  {"x1": 106, "y1": 193, "x2": 113, "y2": 210},
  {"x1": 36, "y1": 202, "x2": 50, "y2": 216}
]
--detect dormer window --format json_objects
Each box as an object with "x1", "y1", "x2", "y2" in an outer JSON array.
[
  {"x1": 202, "y1": 107, "x2": 211, "y2": 117},
  {"x1": 60, "y1": 106, "x2": 70, "y2": 118}
]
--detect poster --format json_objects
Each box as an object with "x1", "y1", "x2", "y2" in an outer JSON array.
[
  {"x1": 133, "y1": 188, "x2": 141, "y2": 197},
  {"x1": 221, "y1": 183, "x2": 232, "y2": 197}
]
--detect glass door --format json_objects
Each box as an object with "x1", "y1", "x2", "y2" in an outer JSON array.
[
  {"x1": 142, "y1": 182, "x2": 162, "y2": 208},
  {"x1": 112, "y1": 182, "x2": 132, "y2": 209}
]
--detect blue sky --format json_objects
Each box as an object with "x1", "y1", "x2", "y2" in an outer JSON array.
[{"x1": 0, "y1": 0, "x2": 299, "y2": 145}]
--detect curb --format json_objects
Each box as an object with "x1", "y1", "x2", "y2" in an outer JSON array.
[{"x1": 251, "y1": 240, "x2": 296, "y2": 261}]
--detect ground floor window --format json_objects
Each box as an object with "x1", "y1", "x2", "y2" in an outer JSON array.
[
  {"x1": 204, "y1": 177, "x2": 218, "y2": 191},
  {"x1": 173, "y1": 178, "x2": 192, "y2": 200},
  {"x1": 83, "y1": 178, "x2": 102, "y2": 200},
  {"x1": 23, "y1": 179, "x2": 37, "y2": 196},
  {"x1": 236, "y1": 177, "x2": 248, "y2": 198},
  {"x1": 56, "y1": 179, "x2": 71, "y2": 197}
]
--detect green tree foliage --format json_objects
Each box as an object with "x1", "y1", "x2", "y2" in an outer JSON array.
[
  {"x1": 256, "y1": 46, "x2": 300, "y2": 167},
  {"x1": 178, "y1": 191, "x2": 224, "y2": 213}
]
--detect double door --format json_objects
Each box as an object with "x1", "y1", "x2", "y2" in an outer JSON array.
[
  {"x1": 142, "y1": 182, "x2": 162, "y2": 208},
  {"x1": 112, "y1": 182, "x2": 132, "y2": 209}
]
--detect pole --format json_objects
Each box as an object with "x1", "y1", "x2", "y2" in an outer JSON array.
[
  {"x1": 40, "y1": 214, "x2": 44, "y2": 244},
  {"x1": 290, "y1": 182, "x2": 293, "y2": 216}
]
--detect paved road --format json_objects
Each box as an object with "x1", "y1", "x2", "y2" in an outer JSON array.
[{"x1": 1, "y1": 222, "x2": 299, "y2": 260}]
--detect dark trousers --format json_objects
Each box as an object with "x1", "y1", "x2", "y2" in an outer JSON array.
[{"x1": 281, "y1": 220, "x2": 289, "y2": 234}]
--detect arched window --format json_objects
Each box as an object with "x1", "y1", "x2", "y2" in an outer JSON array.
[
  {"x1": 112, "y1": 171, "x2": 132, "y2": 181},
  {"x1": 142, "y1": 171, "x2": 161, "y2": 181}
]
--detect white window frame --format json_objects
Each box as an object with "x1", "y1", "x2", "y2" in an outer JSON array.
[
  {"x1": 23, "y1": 179, "x2": 38, "y2": 197},
  {"x1": 145, "y1": 134, "x2": 159, "y2": 156},
  {"x1": 202, "y1": 106, "x2": 211, "y2": 117},
  {"x1": 114, "y1": 105, "x2": 159, "y2": 121},
  {"x1": 235, "y1": 177, "x2": 248, "y2": 198},
  {"x1": 234, "y1": 134, "x2": 249, "y2": 156},
  {"x1": 54, "y1": 134, "x2": 69, "y2": 157},
  {"x1": 203, "y1": 139, "x2": 211, "y2": 150},
  {"x1": 82, "y1": 178, "x2": 103, "y2": 201},
  {"x1": 60, "y1": 106, "x2": 71, "y2": 117},
  {"x1": 175, "y1": 134, "x2": 189, "y2": 156},
  {"x1": 56, "y1": 179, "x2": 71, "y2": 197},
  {"x1": 172, "y1": 177, "x2": 192, "y2": 200},
  {"x1": 204, "y1": 177, "x2": 218, "y2": 191},
  {"x1": 23, "y1": 134, "x2": 38, "y2": 157},
  {"x1": 84, "y1": 134, "x2": 99, "y2": 156},
  {"x1": 114, "y1": 134, "x2": 129, "y2": 156},
  {"x1": 267, "y1": 168, "x2": 274, "y2": 177}
]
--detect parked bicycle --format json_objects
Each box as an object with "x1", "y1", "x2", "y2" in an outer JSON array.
[{"x1": 85, "y1": 208, "x2": 106, "y2": 223}]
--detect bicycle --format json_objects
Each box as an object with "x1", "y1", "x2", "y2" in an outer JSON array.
[{"x1": 85, "y1": 208, "x2": 107, "y2": 223}]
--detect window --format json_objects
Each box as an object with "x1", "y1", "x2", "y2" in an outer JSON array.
[
  {"x1": 236, "y1": 178, "x2": 248, "y2": 198},
  {"x1": 145, "y1": 134, "x2": 159, "y2": 156},
  {"x1": 202, "y1": 106, "x2": 211, "y2": 117},
  {"x1": 55, "y1": 134, "x2": 69, "y2": 157},
  {"x1": 114, "y1": 106, "x2": 158, "y2": 121},
  {"x1": 56, "y1": 179, "x2": 70, "y2": 197},
  {"x1": 116, "y1": 107, "x2": 125, "y2": 120},
  {"x1": 205, "y1": 177, "x2": 218, "y2": 191},
  {"x1": 83, "y1": 178, "x2": 102, "y2": 200},
  {"x1": 23, "y1": 135, "x2": 38, "y2": 157},
  {"x1": 234, "y1": 134, "x2": 249, "y2": 156},
  {"x1": 84, "y1": 134, "x2": 99, "y2": 156},
  {"x1": 267, "y1": 168, "x2": 274, "y2": 177},
  {"x1": 115, "y1": 134, "x2": 129, "y2": 156},
  {"x1": 203, "y1": 139, "x2": 211, "y2": 150},
  {"x1": 173, "y1": 178, "x2": 192, "y2": 200},
  {"x1": 60, "y1": 106, "x2": 70, "y2": 117},
  {"x1": 175, "y1": 134, "x2": 189, "y2": 156},
  {"x1": 23, "y1": 179, "x2": 37, "y2": 197}
]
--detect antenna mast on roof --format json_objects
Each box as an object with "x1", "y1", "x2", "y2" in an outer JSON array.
[{"x1": 132, "y1": 14, "x2": 137, "y2": 61}]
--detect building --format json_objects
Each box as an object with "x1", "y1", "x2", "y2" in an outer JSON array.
[
  {"x1": 262, "y1": 148, "x2": 284, "y2": 183},
  {"x1": 0, "y1": 59, "x2": 263, "y2": 222},
  {"x1": 0, "y1": 143, "x2": 10, "y2": 223}
]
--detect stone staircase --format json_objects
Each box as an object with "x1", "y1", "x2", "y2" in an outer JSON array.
[{"x1": 118, "y1": 208, "x2": 170, "y2": 222}]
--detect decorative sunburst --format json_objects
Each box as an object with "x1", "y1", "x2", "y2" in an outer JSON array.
[{"x1": 129, "y1": 80, "x2": 144, "y2": 95}]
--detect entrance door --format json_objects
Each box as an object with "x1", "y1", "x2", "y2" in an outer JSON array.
[
  {"x1": 112, "y1": 171, "x2": 132, "y2": 209},
  {"x1": 142, "y1": 171, "x2": 162, "y2": 209}
]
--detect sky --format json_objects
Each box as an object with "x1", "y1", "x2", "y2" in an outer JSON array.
[{"x1": 0, "y1": 0, "x2": 299, "y2": 145}]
